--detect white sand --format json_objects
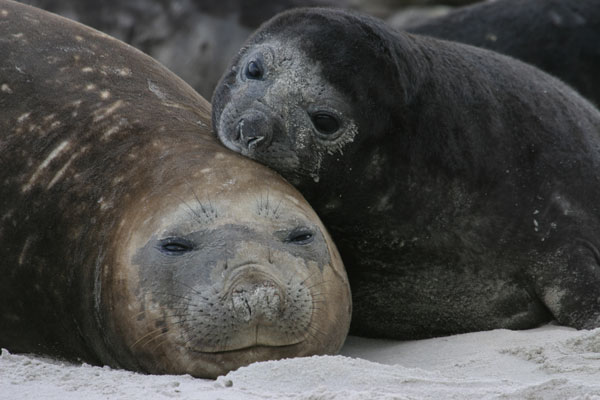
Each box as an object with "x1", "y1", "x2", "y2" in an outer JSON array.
[{"x1": 2, "y1": 324, "x2": 600, "y2": 399}]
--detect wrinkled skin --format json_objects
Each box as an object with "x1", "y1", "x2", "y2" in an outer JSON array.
[
  {"x1": 213, "y1": 8, "x2": 600, "y2": 339},
  {"x1": 0, "y1": 1, "x2": 350, "y2": 378}
]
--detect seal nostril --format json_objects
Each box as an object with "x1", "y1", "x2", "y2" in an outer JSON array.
[
  {"x1": 234, "y1": 119, "x2": 243, "y2": 142},
  {"x1": 231, "y1": 279, "x2": 284, "y2": 323},
  {"x1": 245, "y1": 135, "x2": 264, "y2": 149}
]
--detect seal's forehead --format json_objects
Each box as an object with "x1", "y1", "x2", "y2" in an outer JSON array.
[
  {"x1": 152, "y1": 187, "x2": 319, "y2": 234},
  {"x1": 242, "y1": 39, "x2": 350, "y2": 110}
]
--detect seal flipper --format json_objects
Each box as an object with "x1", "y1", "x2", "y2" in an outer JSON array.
[{"x1": 534, "y1": 239, "x2": 600, "y2": 329}]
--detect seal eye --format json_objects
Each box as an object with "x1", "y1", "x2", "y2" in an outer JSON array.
[
  {"x1": 158, "y1": 238, "x2": 195, "y2": 255},
  {"x1": 245, "y1": 60, "x2": 264, "y2": 80},
  {"x1": 285, "y1": 229, "x2": 314, "y2": 245},
  {"x1": 311, "y1": 112, "x2": 340, "y2": 135}
]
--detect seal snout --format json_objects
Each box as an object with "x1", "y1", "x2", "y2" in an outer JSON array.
[
  {"x1": 231, "y1": 280, "x2": 283, "y2": 324},
  {"x1": 234, "y1": 110, "x2": 273, "y2": 151},
  {"x1": 227, "y1": 266, "x2": 286, "y2": 325}
]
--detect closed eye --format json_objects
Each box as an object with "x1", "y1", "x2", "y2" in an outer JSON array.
[
  {"x1": 158, "y1": 237, "x2": 195, "y2": 255},
  {"x1": 285, "y1": 228, "x2": 314, "y2": 245}
]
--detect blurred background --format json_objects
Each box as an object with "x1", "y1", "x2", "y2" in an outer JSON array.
[{"x1": 18, "y1": 0, "x2": 480, "y2": 99}]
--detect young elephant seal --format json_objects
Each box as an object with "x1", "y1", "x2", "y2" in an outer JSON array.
[
  {"x1": 213, "y1": 8, "x2": 600, "y2": 339},
  {"x1": 407, "y1": 0, "x2": 600, "y2": 106},
  {"x1": 0, "y1": 0, "x2": 351, "y2": 378}
]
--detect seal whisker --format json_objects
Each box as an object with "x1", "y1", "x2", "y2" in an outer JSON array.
[
  {"x1": 131, "y1": 326, "x2": 168, "y2": 349},
  {"x1": 171, "y1": 279, "x2": 205, "y2": 296}
]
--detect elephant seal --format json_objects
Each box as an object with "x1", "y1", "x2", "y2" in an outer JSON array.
[
  {"x1": 407, "y1": 0, "x2": 600, "y2": 106},
  {"x1": 0, "y1": 0, "x2": 351, "y2": 378},
  {"x1": 212, "y1": 8, "x2": 600, "y2": 339}
]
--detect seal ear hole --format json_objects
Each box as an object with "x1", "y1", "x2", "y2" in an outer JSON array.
[
  {"x1": 158, "y1": 237, "x2": 195, "y2": 255},
  {"x1": 310, "y1": 112, "x2": 340, "y2": 136},
  {"x1": 244, "y1": 59, "x2": 264, "y2": 80},
  {"x1": 285, "y1": 228, "x2": 315, "y2": 245}
]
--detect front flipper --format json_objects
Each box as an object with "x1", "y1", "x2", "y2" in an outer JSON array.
[{"x1": 534, "y1": 239, "x2": 600, "y2": 329}]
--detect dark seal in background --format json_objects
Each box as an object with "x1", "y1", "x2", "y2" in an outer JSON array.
[{"x1": 213, "y1": 8, "x2": 600, "y2": 339}]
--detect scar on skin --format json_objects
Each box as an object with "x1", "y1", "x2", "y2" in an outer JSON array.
[{"x1": 23, "y1": 140, "x2": 71, "y2": 192}]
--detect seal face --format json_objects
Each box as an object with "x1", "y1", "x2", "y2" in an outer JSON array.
[
  {"x1": 214, "y1": 38, "x2": 360, "y2": 185},
  {"x1": 0, "y1": 0, "x2": 350, "y2": 378},
  {"x1": 109, "y1": 175, "x2": 350, "y2": 377},
  {"x1": 213, "y1": 8, "x2": 600, "y2": 339}
]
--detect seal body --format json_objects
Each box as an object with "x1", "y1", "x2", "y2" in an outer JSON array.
[
  {"x1": 407, "y1": 0, "x2": 600, "y2": 106},
  {"x1": 213, "y1": 8, "x2": 600, "y2": 339},
  {"x1": 0, "y1": 0, "x2": 351, "y2": 378}
]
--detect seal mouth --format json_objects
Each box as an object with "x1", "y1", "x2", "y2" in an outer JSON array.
[{"x1": 190, "y1": 342, "x2": 304, "y2": 355}]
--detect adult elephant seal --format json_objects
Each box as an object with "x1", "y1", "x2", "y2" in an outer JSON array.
[
  {"x1": 213, "y1": 8, "x2": 600, "y2": 339},
  {"x1": 0, "y1": 0, "x2": 351, "y2": 378},
  {"x1": 406, "y1": 0, "x2": 600, "y2": 106}
]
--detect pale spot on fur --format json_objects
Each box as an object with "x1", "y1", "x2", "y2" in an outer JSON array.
[
  {"x1": 200, "y1": 168, "x2": 212, "y2": 174},
  {"x1": 85, "y1": 84, "x2": 96, "y2": 91},
  {"x1": 148, "y1": 80, "x2": 166, "y2": 100},
  {"x1": 1, "y1": 9, "x2": 8, "y2": 17},
  {"x1": 11, "y1": 32, "x2": 23, "y2": 38},
  {"x1": 543, "y1": 286, "x2": 567, "y2": 315},
  {"x1": 75, "y1": 35, "x2": 84, "y2": 42},
  {"x1": 116, "y1": 67, "x2": 131, "y2": 77},
  {"x1": 97, "y1": 196, "x2": 112, "y2": 211},
  {"x1": 47, "y1": 156, "x2": 75, "y2": 188},
  {"x1": 23, "y1": 140, "x2": 71, "y2": 192},
  {"x1": 17, "y1": 112, "x2": 30, "y2": 123},
  {"x1": 93, "y1": 100, "x2": 123, "y2": 122},
  {"x1": 100, "y1": 90, "x2": 110, "y2": 99},
  {"x1": 81, "y1": 67, "x2": 93, "y2": 73},
  {"x1": 1, "y1": 84, "x2": 13, "y2": 94},
  {"x1": 215, "y1": 153, "x2": 225, "y2": 160},
  {"x1": 18, "y1": 236, "x2": 34, "y2": 265},
  {"x1": 47, "y1": 146, "x2": 87, "y2": 189},
  {"x1": 103, "y1": 126, "x2": 120, "y2": 139}
]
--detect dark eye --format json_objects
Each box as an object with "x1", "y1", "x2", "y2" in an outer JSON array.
[
  {"x1": 158, "y1": 238, "x2": 195, "y2": 255},
  {"x1": 285, "y1": 229, "x2": 314, "y2": 245},
  {"x1": 245, "y1": 60, "x2": 263, "y2": 80},
  {"x1": 311, "y1": 112, "x2": 340, "y2": 135}
]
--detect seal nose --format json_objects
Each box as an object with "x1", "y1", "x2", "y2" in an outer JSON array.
[
  {"x1": 231, "y1": 279, "x2": 283, "y2": 324},
  {"x1": 234, "y1": 111, "x2": 272, "y2": 151}
]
